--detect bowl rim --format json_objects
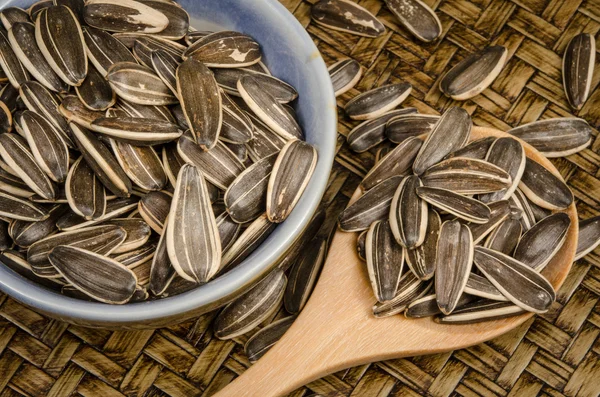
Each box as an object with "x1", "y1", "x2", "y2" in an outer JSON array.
[{"x1": 0, "y1": 0, "x2": 338, "y2": 327}]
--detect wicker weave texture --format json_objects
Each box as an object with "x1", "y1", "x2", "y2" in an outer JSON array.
[{"x1": 1, "y1": 0, "x2": 600, "y2": 396}]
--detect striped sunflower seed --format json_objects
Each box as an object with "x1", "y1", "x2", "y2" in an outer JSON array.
[
  {"x1": 0, "y1": 168, "x2": 34, "y2": 197},
  {"x1": 8, "y1": 22, "x2": 68, "y2": 93},
  {"x1": 417, "y1": 186, "x2": 491, "y2": 224},
  {"x1": 35, "y1": 6, "x2": 87, "y2": 86},
  {"x1": 214, "y1": 269, "x2": 286, "y2": 340},
  {"x1": 69, "y1": 122, "x2": 132, "y2": 197},
  {"x1": 244, "y1": 73, "x2": 298, "y2": 104},
  {"x1": 479, "y1": 137, "x2": 525, "y2": 202},
  {"x1": 464, "y1": 273, "x2": 508, "y2": 302},
  {"x1": 384, "y1": 0, "x2": 441, "y2": 42},
  {"x1": 65, "y1": 156, "x2": 106, "y2": 220},
  {"x1": 138, "y1": 190, "x2": 171, "y2": 234},
  {"x1": 405, "y1": 209, "x2": 440, "y2": 280},
  {"x1": 184, "y1": 31, "x2": 261, "y2": 68},
  {"x1": 338, "y1": 176, "x2": 402, "y2": 232},
  {"x1": 0, "y1": 133, "x2": 56, "y2": 199},
  {"x1": 107, "y1": 218, "x2": 151, "y2": 254},
  {"x1": 59, "y1": 94, "x2": 104, "y2": 129},
  {"x1": 445, "y1": 137, "x2": 496, "y2": 160},
  {"x1": 9, "y1": 204, "x2": 65, "y2": 247},
  {"x1": 0, "y1": 26, "x2": 30, "y2": 88},
  {"x1": 405, "y1": 294, "x2": 474, "y2": 318},
  {"x1": 148, "y1": 223, "x2": 174, "y2": 296},
  {"x1": 513, "y1": 212, "x2": 570, "y2": 272},
  {"x1": 110, "y1": 138, "x2": 167, "y2": 191},
  {"x1": 20, "y1": 110, "x2": 69, "y2": 183},
  {"x1": 150, "y1": 49, "x2": 179, "y2": 98},
  {"x1": 90, "y1": 116, "x2": 182, "y2": 145},
  {"x1": 436, "y1": 300, "x2": 525, "y2": 324},
  {"x1": 166, "y1": 164, "x2": 221, "y2": 283},
  {"x1": 267, "y1": 140, "x2": 317, "y2": 223},
  {"x1": 1, "y1": 7, "x2": 30, "y2": 30},
  {"x1": 372, "y1": 272, "x2": 432, "y2": 317},
  {"x1": 0, "y1": 191, "x2": 48, "y2": 221},
  {"x1": 473, "y1": 247, "x2": 555, "y2": 313},
  {"x1": 563, "y1": 33, "x2": 595, "y2": 110},
  {"x1": 177, "y1": 130, "x2": 246, "y2": 190},
  {"x1": 0, "y1": 250, "x2": 64, "y2": 291},
  {"x1": 176, "y1": 58, "x2": 222, "y2": 150},
  {"x1": 82, "y1": 26, "x2": 137, "y2": 77},
  {"x1": 366, "y1": 220, "x2": 405, "y2": 302},
  {"x1": 107, "y1": 62, "x2": 177, "y2": 106},
  {"x1": 57, "y1": 197, "x2": 138, "y2": 231},
  {"x1": 509, "y1": 188, "x2": 536, "y2": 230},
  {"x1": 83, "y1": 0, "x2": 169, "y2": 33},
  {"x1": 20, "y1": 82, "x2": 70, "y2": 144},
  {"x1": 75, "y1": 66, "x2": 115, "y2": 111},
  {"x1": 483, "y1": 218, "x2": 522, "y2": 255},
  {"x1": 385, "y1": 114, "x2": 439, "y2": 143},
  {"x1": 346, "y1": 83, "x2": 412, "y2": 121},
  {"x1": 412, "y1": 107, "x2": 471, "y2": 175},
  {"x1": 328, "y1": 58, "x2": 362, "y2": 97},
  {"x1": 519, "y1": 158, "x2": 573, "y2": 210},
  {"x1": 238, "y1": 75, "x2": 303, "y2": 141},
  {"x1": 224, "y1": 153, "x2": 277, "y2": 224},
  {"x1": 347, "y1": 108, "x2": 418, "y2": 153},
  {"x1": 575, "y1": 216, "x2": 600, "y2": 260},
  {"x1": 138, "y1": 0, "x2": 189, "y2": 40},
  {"x1": 440, "y1": 46, "x2": 507, "y2": 100},
  {"x1": 435, "y1": 220, "x2": 473, "y2": 315},
  {"x1": 244, "y1": 316, "x2": 295, "y2": 363},
  {"x1": 216, "y1": 211, "x2": 241, "y2": 253},
  {"x1": 361, "y1": 136, "x2": 421, "y2": 191},
  {"x1": 507, "y1": 118, "x2": 592, "y2": 158},
  {"x1": 49, "y1": 245, "x2": 137, "y2": 304},
  {"x1": 311, "y1": 0, "x2": 386, "y2": 38},
  {"x1": 422, "y1": 157, "x2": 512, "y2": 195},
  {"x1": 356, "y1": 229, "x2": 367, "y2": 261},
  {"x1": 220, "y1": 214, "x2": 276, "y2": 272},
  {"x1": 390, "y1": 176, "x2": 427, "y2": 248},
  {"x1": 285, "y1": 237, "x2": 327, "y2": 313},
  {"x1": 464, "y1": 200, "x2": 511, "y2": 244}
]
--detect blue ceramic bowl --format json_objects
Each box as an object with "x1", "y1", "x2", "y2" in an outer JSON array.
[{"x1": 0, "y1": 0, "x2": 337, "y2": 328}]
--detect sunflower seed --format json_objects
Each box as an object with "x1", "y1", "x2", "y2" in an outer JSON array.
[
  {"x1": 412, "y1": 108, "x2": 471, "y2": 175},
  {"x1": 176, "y1": 58, "x2": 221, "y2": 149},
  {"x1": 385, "y1": 114, "x2": 439, "y2": 143},
  {"x1": 483, "y1": 218, "x2": 521, "y2": 255},
  {"x1": 110, "y1": 138, "x2": 167, "y2": 192},
  {"x1": 49, "y1": 245, "x2": 136, "y2": 303},
  {"x1": 221, "y1": 106, "x2": 253, "y2": 144},
  {"x1": 422, "y1": 157, "x2": 512, "y2": 195},
  {"x1": 0, "y1": 26, "x2": 30, "y2": 88},
  {"x1": 138, "y1": 0, "x2": 189, "y2": 40},
  {"x1": 212, "y1": 67, "x2": 262, "y2": 97},
  {"x1": 445, "y1": 137, "x2": 496, "y2": 160},
  {"x1": 372, "y1": 272, "x2": 432, "y2": 317},
  {"x1": 138, "y1": 190, "x2": 171, "y2": 234},
  {"x1": 1, "y1": 7, "x2": 30, "y2": 30},
  {"x1": 509, "y1": 188, "x2": 536, "y2": 230},
  {"x1": 166, "y1": 164, "x2": 220, "y2": 283},
  {"x1": 346, "y1": 83, "x2": 412, "y2": 121},
  {"x1": 388, "y1": 176, "x2": 426, "y2": 249},
  {"x1": 0, "y1": 133, "x2": 56, "y2": 199},
  {"x1": 133, "y1": 35, "x2": 184, "y2": 68},
  {"x1": 339, "y1": 176, "x2": 402, "y2": 232},
  {"x1": 69, "y1": 122, "x2": 132, "y2": 197},
  {"x1": 58, "y1": 95, "x2": 103, "y2": 131},
  {"x1": 28, "y1": 224, "x2": 126, "y2": 276},
  {"x1": 284, "y1": 236, "x2": 327, "y2": 313},
  {"x1": 184, "y1": 31, "x2": 261, "y2": 68},
  {"x1": 20, "y1": 81, "x2": 71, "y2": 145},
  {"x1": 150, "y1": 49, "x2": 179, "y2": 97},
  {"x1": 464, "y1": 200, "x2": 511, "y2": 244},
  {"x1": 464, "y1": 273, "x2": 508, "y2": 302},
  {"x1": 107, "y1": 62, "x2": 177, "y2": 106},
  {"x1": 8, "y1": 22, "x2": 67, "y2": 93},
  {"x1": 436, "y1": 300, "x2": 525, "y2": 324},
  {"x1": 35, "y1": 6, "x2": 87, "y2": 86},
  {"x1": 83, "y1": 0, "x2": 169, "y2": 33},
  {"x1": 89, "y1": 116, "x2": 182, "y2": 146},
  {"x1": 29, "y1": 1, "x2": 53, "y2": 20},
  {"x1": 384, "y1": 0, "x2": 441, "y2": 42},
  {"x1": 214, "y1": 269, "x2": 286, "y2": 340},
  {"x1": 224, "y1": 153, "x2": 276, "y2": 224},
  {"x1": 417, "y1": 186, "x2": 490, "y2": 224},
  {"x1": 507, "y1": 118, "x2": 592, "y2": 158},
  {"x1": 347, "y1": 108, "x2": 418, "y2": 153},
  {"x1": 563, "y1": 33, "x2": 595, "y2": 110},
  {"x1": 440, "y1": 46, "x2": 507, "y2": 100},
  {"x1": 57, "y1": 196, "x2": 137, "y2": 231},
  {"x1": 221, "y1": 90, "x2": 253, "y2": 128},
  {"x1": 116, "y1": 98, "x2": 175, "y2": 122},
  {"x1": 216, "y1": 211, "x2": 241, "y2": 253},
  {"x1": 356, "y1": 230, "x2": 367, "y2": 261},
  {"x1": 238, "y1": 75, "x2": 302, "y2": 141},
  {"x1": 245, "y1": 316, "x2": 295, "y2": 363},
  {"x1": 177, "y1": 130, "x2": 246, "y2": 190},
  {"x1": 473, "y1": 247, "x2": 555, "y2": 313},
  {"x1": 9, "y1": 204, "x2": 63, "y2": 247},
  {"x1": 575, "y1": 216, "x2": 600, "y2": 260},
  {"x1": 403, "y1": 209, "x2": 439, "y2": 280},
  {"x1": 519, "y1": 158, "x2": 573, "y2": 210},
  {"x1": 513, "y1": 212, "x2": 570, "y2": 272},
  {"x1": 311, "y1": 0, "x2": 385, "y2": 38},
  {"x1": 1, "y1": 250, "x2": 65, "y2": 290},
  {"x1": 148, "y1": 223, "x2": 174, "y2": 295},
  {"x1": 82, "y1": 26, "x2": 137, "y2": 77},
  {"x1": 0, "y1": 191, "x2": 48, "y2": 221},
  {"x1": 65, "y1": 156, "x2": 106, "y2": 220},
  {"x1": 267, "y1": 140, "x2": 317, "y2": 223},
  {"x1": 245, "y1": 113, "x2": 287, "y2": 162},
  {"x1": 74, "y1": 66, "x2": 115, "y2": 111},
  {"x1": 0, "y1": 168, "x2": 34, "y2": 197},
  {"x1": 479, "y1": 137, "x2": 525, "y2": 202},
  {"x1": 435, "y1": 220, "x2": 473, "y2": 314},
  {"x1": 244, "y1": 73, "x2": 298, "y2": 104},
  {"x1": 220, "y1": 214, "x2": 276, "y2": 272},
  {"x1": 360, "y1": 137, "x2": 421, "y2": 191},
  {"x1": 328, "y1": 58, "x2": 362, "y2": 97},
  {"x1": 405, "y1": 294, "x2": 474, "y2": 318},
  {"x1": 20, "y1": 110, "x2": 69, "y2": 183},
  {"x1": 108, "y1": 218, "x2": 151, "y2": 254},
  {"x1": 365, "y1": 220, "x2": 404, "y2": 302},
  {"x1": 185, "y1": 30, "x2": 212, "y2": 46}
]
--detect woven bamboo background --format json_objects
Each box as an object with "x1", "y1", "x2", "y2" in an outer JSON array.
[{"x1": 0, "y1": 0, "x2": 599, "y2": 395}]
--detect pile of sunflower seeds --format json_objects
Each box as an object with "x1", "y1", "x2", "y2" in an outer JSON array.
[{"x1": 0, "y1": 0, "x2": 318, "y2": 304}]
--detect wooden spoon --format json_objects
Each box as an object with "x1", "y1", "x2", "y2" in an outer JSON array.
[{"x1": 216, "y1": 127, "x2": 578, "y2": 397}]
